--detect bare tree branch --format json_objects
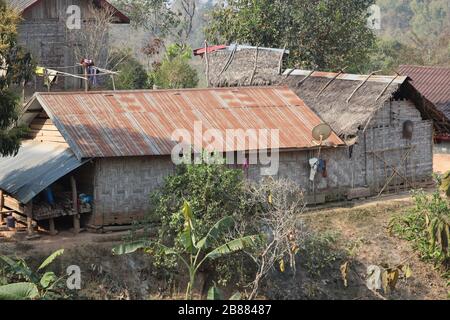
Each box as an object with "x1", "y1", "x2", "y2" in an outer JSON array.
[{"x1": 67, "y1": 4, "x2": 115, "y2": 68}]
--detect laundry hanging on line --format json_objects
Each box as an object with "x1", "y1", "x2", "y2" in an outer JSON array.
[
  {"x1": 309, "y1": 158, "x2": 328, "y2": 181},
  {"x1": 87, "y1": 66, "x2": 99, "y2": 86},
  {"x1": 35, "y1": 66, "x2": 59, "y2": 87},
  {"x1": 309, "y1": 158, "x2": 319, "y2": 181}
]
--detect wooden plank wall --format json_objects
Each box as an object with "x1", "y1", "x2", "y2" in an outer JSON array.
[{"x1": 27, "y1": 112, "x2": 68, "y2": 145}]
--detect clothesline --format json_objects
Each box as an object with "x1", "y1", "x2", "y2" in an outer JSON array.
[
  {"x1": 75, "y1": 63, "x2": 120, "y2": 75},
  {"x1": 42, "y1": 65, "x2": 79, "y2": 70},
  {"x1": 38, "y1": 65, "x2": 120, "y2": 75}
]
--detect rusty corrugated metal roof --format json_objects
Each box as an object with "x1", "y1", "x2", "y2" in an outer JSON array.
[
  {"x1": 29, "y1": 87, "x2": 344, "y2": 159},
  {"x1": 398, "y1": 65, "x2": 450, "y2": 120}
]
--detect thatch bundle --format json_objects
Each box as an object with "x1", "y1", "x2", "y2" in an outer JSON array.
[{"x1": 206, "y1": 48, "x2": 285, "y2": 87}]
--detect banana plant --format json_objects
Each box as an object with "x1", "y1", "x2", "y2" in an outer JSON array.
[
  {"x1": 207, "y1": 284, "x2": 242, "y2": 300},
  {"x1": 113, "y1": 201, "x2": 263, "y2": 300},
  {"x1": 0, "y1": 249, "x2": 65, "y2": 300}
]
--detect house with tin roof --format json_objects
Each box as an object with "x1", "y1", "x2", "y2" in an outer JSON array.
[{"x1": 0, "y1": 87, "x2": 350, "y2": 236}]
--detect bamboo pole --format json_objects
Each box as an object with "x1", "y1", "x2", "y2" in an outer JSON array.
[
  {"x1": 204, "y1": 40, "x2": 210, "y2": 88},
  {"x1": 0, "y1": 190, "x2": 4, "y2": 226},
  {"x1": 71, "y1": 176, "x2": 80, "y2": 234},
  {"x1": 84, "y1": 66, "x2": 89, "y2": 92}
]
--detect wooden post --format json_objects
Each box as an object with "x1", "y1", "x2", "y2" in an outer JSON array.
[
  {"x1": 25, "y1": 201, "x2": 36, "y2": 239},
  {"x1": 71, "y1": 176, "x2": 80, "y2": 234},
  {"x1": 110, "y1": 74, "x2": 116, "y2": 91},
  {"x1": 49, "y1": 218, "x2": 57, "y2": 236},
  {"x1": 84, "y1": 66, "x2": 89, "y2": 92},
  {"x1": 0, "y1": 190, "x2": 4, "y2": 226},
  {"x1": 204, "y1": 40, "x2": 210, "y2": 88}
]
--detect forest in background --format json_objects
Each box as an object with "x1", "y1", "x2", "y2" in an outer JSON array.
[
  {"x1": 374, "y1": 0, "x2": 450, "y2": 71},
  {"x1": 110, "y1": 0, "x2": 449, "y2": 76}
]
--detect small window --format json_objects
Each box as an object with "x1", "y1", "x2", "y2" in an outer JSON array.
[{"x1": 403, "y1": 121, "x2": 414, "y2": 139}]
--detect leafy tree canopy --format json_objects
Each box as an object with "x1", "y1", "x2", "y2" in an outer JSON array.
[
  {"x1": 107, "y1": 50, "x2": 150, "y2": 90},
  {"x1": 151, "y1": 43, "x2": 199, "y2": 89},
  {"x1": 205, "y1": 0, "x2": 377, "y2": 72},
  {"x1": 0, "y1": 0, "x2": 33, "y2": 157}
]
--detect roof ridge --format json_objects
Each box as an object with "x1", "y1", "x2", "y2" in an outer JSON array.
[
  {"x1": 399, "y1": 64, "x2": 450, "y2": 70},
  {"x1": 34, "y1": 86, "x2": 291, "y2": 96}
]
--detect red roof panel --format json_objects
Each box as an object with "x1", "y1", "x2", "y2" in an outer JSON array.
[{"x1": 398, "y1": 65, "x2": 450, "y2": 120}]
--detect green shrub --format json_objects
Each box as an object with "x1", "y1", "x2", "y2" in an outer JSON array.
[
  {"x1": 107, "y1": 51, "x2": 149, "y2": 90},
  {"x1": 150, "y1": 44, "x2": 198, "y2": 89},
  {"x1": 148, "y1": 162, "x2": 255, "y2": 286},
  {"x1": 389, "y1": 190, "x2": 450, "y2": 275}
]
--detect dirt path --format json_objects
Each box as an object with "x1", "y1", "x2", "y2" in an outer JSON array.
[{"x1": 434, "y1": 154, "x2": 450, "y2": 174}]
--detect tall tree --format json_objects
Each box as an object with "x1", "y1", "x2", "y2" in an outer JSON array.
[
  {"x1": 0, "y1": 0, "x2": 33, "y2": 156},
  {"x1": 112, "y1": 0, "x2": 180, "y2": 38},
  {"x1": 205, "y1": 0, "x2": 376, "y2": 72}
]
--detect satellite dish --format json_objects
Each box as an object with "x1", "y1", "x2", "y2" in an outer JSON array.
[{"x1": 312, "y1": 123, "x2": 332, "y2": 142}]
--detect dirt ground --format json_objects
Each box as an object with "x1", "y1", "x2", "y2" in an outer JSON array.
[
  {"x1": 434, "y1": 153, "x2": 450, "y2": 174},
  {"x1": 1, "y1": 194, "x2": 449, "y2": 300},
  {"x1": 287, "y1": 198, "x2": 449, "y2": 300}
]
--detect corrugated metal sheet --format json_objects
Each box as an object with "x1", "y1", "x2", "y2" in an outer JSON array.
[
  {"x1": 0, "y1": 142, "x2": 89, "y2": 204},
  {"x1": 31, "y1": 87, "x2": 344, "y2": 159},
  {"x1": 193, "y1": 45, "x2": 227, "y2": 56},
  {"x1": 398, "y1": 65, "x2": 450, "y2": 120}
]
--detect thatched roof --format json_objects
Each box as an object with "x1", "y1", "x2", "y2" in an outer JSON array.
[
  {"x1": 282, "y1": 70, "x2": 450, "y2": 139},
  {"x1": 283, "y1": 72, "x2": 404, "y2": 139},
  {"x1": 204, "y1": 46, "x2": 287, "y2": 87}
]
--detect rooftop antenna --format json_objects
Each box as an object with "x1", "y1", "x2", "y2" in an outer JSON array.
[
  {"x1": 312, "y1": 123, "x2": 332, "y2": 158},
  {"x1": 311, "y1": 123, "x2": 332, "y2": 206}
]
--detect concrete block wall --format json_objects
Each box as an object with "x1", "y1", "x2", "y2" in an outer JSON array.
[
  {"x1": 247, "y1": 147, "x2": 362, "y2": 201},
  {"x1": 356, "y1": 99, "x2": 433, "y2": 191},
  {"x1": 247, "y1": 99, "x2": 433, "y2": 198}
]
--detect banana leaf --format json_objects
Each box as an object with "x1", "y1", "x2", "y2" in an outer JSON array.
[
  {"x1": 112, "y1": 240, "x2": 151, "y2": 255},
  {"x1": 207, "y1": 286, "x2": 224, "y2": 300},
  {"x1": 196, "y1": 216, "x2": 235, "y2": 250},
  {"x1": 0, "y1": 282, "x2": 39, "y2": 300},
  {"x1": 206, "y1": 235, "x2": 264, "y2": 260},
  {"x1": 38, "y1": 249, "x2": 64, "y2": 271},
  {"x1": 180, "y1": 201, "x2": 196, "y2": 254}
]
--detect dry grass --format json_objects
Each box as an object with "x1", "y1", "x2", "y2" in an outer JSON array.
[{"x1": 295, "y1": 199, "x2": 449, "y2": 300}]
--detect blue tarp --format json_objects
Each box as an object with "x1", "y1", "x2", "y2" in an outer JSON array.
[{"x1": 0, "y1": 142, "x2": 89, "y2": 204}]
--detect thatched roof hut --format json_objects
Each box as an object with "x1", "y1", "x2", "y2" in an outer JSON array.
[
  {"x1": 197, "y1": 45, "x2": 288, "y2": 87},
  {"x1": 282, "y1": 70, "x2": 450, "y2": 141}
]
